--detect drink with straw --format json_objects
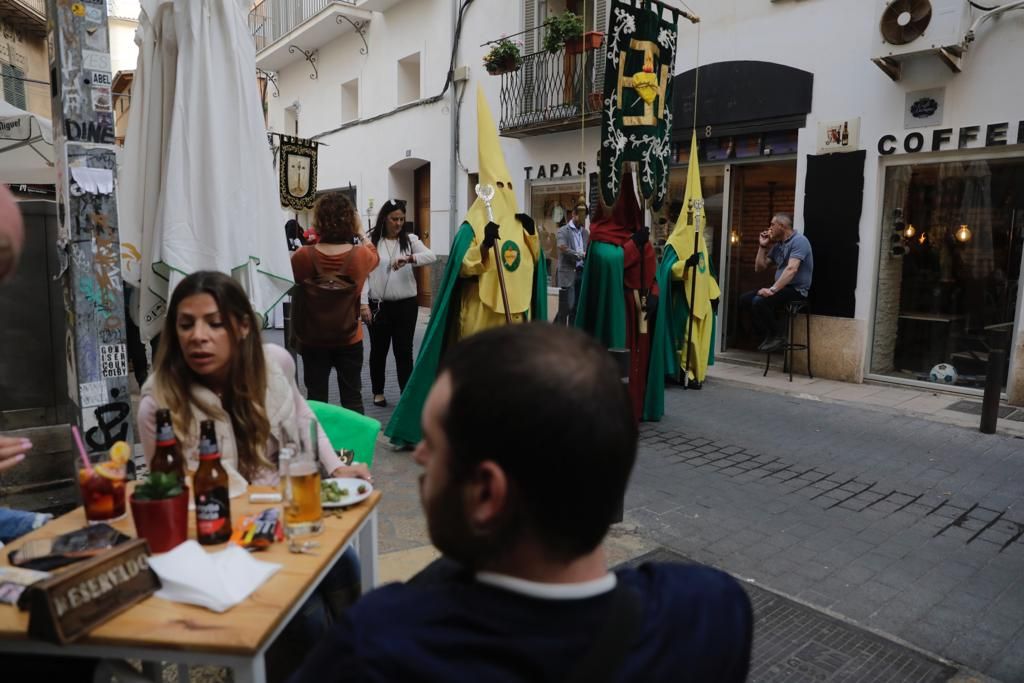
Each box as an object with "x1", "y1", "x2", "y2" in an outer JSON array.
[{"x1": 74, "y1": 431, "x2": 129, "y2": 523}]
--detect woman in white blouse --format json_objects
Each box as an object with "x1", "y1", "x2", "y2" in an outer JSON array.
[{"x1": 366, "y1": 199, "x2": 437, "y2": 407}]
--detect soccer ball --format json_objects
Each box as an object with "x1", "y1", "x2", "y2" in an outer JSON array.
[{"x1": 929, "y1": 363, "x2": 958, "y2": 385}]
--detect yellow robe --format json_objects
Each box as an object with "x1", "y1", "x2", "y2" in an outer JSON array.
[{"x1": 458, "y1": 225, "x2": 540, "y2": 339}]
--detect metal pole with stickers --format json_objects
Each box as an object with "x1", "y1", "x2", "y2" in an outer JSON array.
[{"x1": 45, "y1": 0, "x2": 135, "y2": 472}]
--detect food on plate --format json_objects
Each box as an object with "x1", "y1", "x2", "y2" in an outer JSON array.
[
  {"x1": 321, "y1": 480, "x2": 350, "y2": 503},
  {"x1": 357, "y1": 483, "x2": 368, "y2": 495}
]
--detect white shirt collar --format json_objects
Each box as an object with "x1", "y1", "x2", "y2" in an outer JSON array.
[{"x1": 475, "y1": 571, "x2": 616, "y2": 600}]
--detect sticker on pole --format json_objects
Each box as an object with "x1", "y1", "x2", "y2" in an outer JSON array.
[{"x1": 100, "y1": 344, "x2": 127, "y2": 379}]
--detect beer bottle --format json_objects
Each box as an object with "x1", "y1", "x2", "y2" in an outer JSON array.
[
  {"x1": 151, "y1": 409, "x2": 185, "y2": 480},
  {"x1": 194, "y1": 420, "x2": 232, "y2": 545}
]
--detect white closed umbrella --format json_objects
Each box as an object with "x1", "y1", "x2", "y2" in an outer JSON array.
[
  {"x1": 120, "y1": 0, "x2": 293, "y2": 340},
  {"x1": 0, "y1": 100, "x2": 55, "y2": 185}
]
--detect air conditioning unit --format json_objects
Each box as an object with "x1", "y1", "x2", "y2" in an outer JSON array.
[{"x1": 871, "y1": 0, "x2": 972, "y2": 80}]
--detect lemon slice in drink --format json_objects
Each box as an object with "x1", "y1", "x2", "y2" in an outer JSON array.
[
  {"x1": 109, "y1": 440, "x2": 131, "y2": 466},
  {"x1": 95, "y1": 462, "x2": 124, "y2": 480}
]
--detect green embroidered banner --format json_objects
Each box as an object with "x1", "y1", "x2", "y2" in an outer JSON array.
[{"x1": 599, "y1": 0, "x2": 680, "y2": 210}]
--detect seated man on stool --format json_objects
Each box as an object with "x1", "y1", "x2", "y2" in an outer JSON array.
[
  {"x1": 290, "y1": 324, "x2": 752, "y2": 682},
  {"x1": 739, "y1": 213, "x2": 814, "y2": 353}
]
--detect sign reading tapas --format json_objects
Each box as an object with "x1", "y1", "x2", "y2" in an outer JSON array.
[{"x1": 278, "y1": 135, "x2": 318, "y2": 210}]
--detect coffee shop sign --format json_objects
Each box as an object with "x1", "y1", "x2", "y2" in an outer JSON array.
[
  {"x1": 523, "y1": 161, "x2": 587, "y2": 181},
  {"x1": 878, "y1": 120, "x2": 1024, "y2": 155}
]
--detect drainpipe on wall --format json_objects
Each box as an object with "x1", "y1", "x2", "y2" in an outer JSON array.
[{"x1": 449, "y1": 0, "x2": 459, "y2": 249}]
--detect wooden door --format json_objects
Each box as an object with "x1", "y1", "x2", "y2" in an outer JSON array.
[{"x1": 413, "y1": 164, "x2": 432, "y2": 308}]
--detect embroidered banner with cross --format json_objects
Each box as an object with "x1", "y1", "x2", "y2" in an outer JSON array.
[
  {"x1": 599, "y1": 0, "x2": 680, "y2": 210},
  {"x1": 278, "y1": 135, "x2": 318, "y2": 210}
]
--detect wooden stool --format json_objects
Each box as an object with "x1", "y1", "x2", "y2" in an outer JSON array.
[{"x1": 763, "y1": 300, "x2": 812, "y2": 382}]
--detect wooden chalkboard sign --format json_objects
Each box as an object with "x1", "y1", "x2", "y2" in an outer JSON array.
[{"x1": 25, "y1": 539, "x2": 161, "y2": 644}]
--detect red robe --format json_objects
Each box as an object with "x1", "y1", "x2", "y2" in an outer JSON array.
[{"x1": 588, "y1": 182, "x2": 659, "y2": 421}]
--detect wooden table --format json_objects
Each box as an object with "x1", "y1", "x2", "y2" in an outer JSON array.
[{"x1": 0, "y1": 486, "x2": 381, "y2": 682}]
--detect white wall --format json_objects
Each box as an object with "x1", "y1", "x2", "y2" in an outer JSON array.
[
  {"x1": 108, "y1": 0, "x2": 140, "y2": 75},
  {"x1": 269, "y1": 0, "x2": 457, "y2": 249}
]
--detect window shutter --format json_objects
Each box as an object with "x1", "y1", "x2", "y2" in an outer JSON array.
[
  {"x1": 3, "y1": 64, "x2": 27, "y2": 110},
  {"x1": 522, "y1": 0, "x2": 537, "y2": 116},
  {"x1": 594, "y1": 0, "x2": 607, "y2": 93}
]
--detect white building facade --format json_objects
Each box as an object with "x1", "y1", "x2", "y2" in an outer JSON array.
[{"x1": 257, "y1": 0, "x2": 1024, "y2": 403}]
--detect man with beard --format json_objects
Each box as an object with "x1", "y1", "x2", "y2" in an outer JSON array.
[{"x1": 289, "y1": 324, "x2": 752, "y2": 683}]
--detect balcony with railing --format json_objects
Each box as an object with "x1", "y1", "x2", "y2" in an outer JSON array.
[
  {"x1": 248, "y1": 0, "x2": 373, "y2": 71},
  {"x1": 498, "y1": 42, "x2": 607, "y2": 139},
  {"x1": 0, "y1": 0, "x2": 46, "y2": 37}
]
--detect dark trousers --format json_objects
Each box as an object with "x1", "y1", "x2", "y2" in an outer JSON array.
[
  {"x1": 554, "y1": 269, "x2": 583, "y2": 325},
  {"x1": 301, "y1": 341, "x2": 364, "y2": 414},
  {"x1": 368, "y1": 297, "x2": 419, "y2": 395},
  {"x1": 738, "y1": 286, "x2": 806, "y2": 339}
]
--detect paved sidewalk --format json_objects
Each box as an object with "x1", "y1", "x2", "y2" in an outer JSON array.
[{"x1": 710, "y1": 355, "x2": 1024, "y2": 439}]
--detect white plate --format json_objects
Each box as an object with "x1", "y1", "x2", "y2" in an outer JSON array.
[{"x1": 321, "y1": 477, "x2": 373, "y2": 508}]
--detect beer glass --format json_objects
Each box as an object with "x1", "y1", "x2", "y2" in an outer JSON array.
[{"x1": 279, "y1": 422, "x2": 323, "y2": 537}]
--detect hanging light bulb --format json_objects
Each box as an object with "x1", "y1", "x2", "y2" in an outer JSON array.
[
  {"x1": 918, "y1": 232, "x2": 927, "y2": 245},
  {"x1": 955, "y1": 224, "x2": 972, "y2": 243},
  {"x1": 729, "y1": 229, "x2": 740, "y2": 245},
  {"x1": 903, "y1": 223, "x2": 916, "y2": 239}
]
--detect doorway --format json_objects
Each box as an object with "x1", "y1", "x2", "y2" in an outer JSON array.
[
  {"x1": 722, "y1": 161, "x2": 798, "y2": 351},
  {"x1": 413, "y1": 163, "x2": 431, "y2": 308}
]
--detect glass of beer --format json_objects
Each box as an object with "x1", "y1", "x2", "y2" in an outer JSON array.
[{"x1": 279, "y1": 422, "x2": 323, "y2": 537}]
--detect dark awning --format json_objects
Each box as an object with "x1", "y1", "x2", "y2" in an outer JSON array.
[{"x1": 672, "y1": 61, "x2": 814, "y2": 140}]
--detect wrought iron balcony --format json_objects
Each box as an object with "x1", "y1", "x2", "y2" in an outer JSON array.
[
  {"x1": 248, "y1": 0, "x2": 371, "y2": 72},
  {"x1": 0, "y1": 0, "x2": 46, "y2": 37},
  {"x1": 498, "y1": 44, "x2": 607, "y2": 139}
]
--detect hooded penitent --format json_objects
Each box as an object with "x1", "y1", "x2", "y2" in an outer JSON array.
[{"x1": 463, "y1": 87, "x2": 535, "y2": 317}]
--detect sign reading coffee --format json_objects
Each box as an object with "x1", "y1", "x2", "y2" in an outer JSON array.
[{"x1": 878, "y1": 120, "x2": 1024, "y2": 155}]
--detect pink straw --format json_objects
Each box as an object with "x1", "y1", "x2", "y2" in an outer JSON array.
[{"x1": 71, "y1": 425, "x2": 93, "y2": 474}]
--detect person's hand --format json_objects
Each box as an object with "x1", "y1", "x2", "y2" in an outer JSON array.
[
  {"x1": 360, "y1": 304, "x2": 372, "y2": 324},
  {"x1": 630, "y1": 226, "x2": 650, "y2": 248},
  {"x1": 645, "y1": 292, "x2": 658, "y2": 320},
  {"x1": 757, "y1": 287, "x2": 774, "y2": 297},
  {"x1": 684, "y1": 252, "x2": 700, "y2": 268},
  {"x1": 482, "y1": 221, "x2": 501, "y2": 252},
  {"x1": 392, "y1": 255, "x2": 412, "y2": 270},
  {"x1": 331, "y1": 463, "x2": 372, "y2": 483},
  {"x1": 758, "y1": 230, "x2": 771, "y2": 248},
  {"x1": 0, "y1": 435, "x2": 32, "y2": 473},
  {"x1": 515, "y1": 213, "x2": 536, "y2": 235}
]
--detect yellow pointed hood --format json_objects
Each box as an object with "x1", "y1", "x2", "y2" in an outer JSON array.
[
  {"x1": 463, "y1": 87, "x2": 534, "y2": 316},
  {"x1": 667, "y1": 131, "x2": 720, "y2": 320}
]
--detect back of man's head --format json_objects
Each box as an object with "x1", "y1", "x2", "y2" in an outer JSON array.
[{"x1": 438, "y1": 323, "x2": 637, "y2": 561}]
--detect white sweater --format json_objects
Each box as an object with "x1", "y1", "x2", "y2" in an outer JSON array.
[{"x1": 366, "y1": 234, "x2": 437, "y2": 301}]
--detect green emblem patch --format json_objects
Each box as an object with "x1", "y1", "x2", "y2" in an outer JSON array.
[
  {"x1": 698, "y1": 252, "x2": 707, "y2": 273},
  {"x1": 500, "y1": 240, "x2": 521, "y2": 272}
]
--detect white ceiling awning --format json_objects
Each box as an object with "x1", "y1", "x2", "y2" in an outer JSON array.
[{"x1": 0, "y1": 100, "x2": 55, "y2": 185}]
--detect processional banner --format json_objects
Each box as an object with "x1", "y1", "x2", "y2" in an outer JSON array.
[{"x1": 278, "y1": 136, "x2": 318, "y2": 210}]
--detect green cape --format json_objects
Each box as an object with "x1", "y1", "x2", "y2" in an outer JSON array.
[
  {"x1": 649, "y1": 245, "x2": 717, "y2": 410},
  {"x1": 574, "y1": 241, "x2": 666, "y2": 422},
  {"x1": 384, "y1": 222, "x2": 547, "y2": 446}
]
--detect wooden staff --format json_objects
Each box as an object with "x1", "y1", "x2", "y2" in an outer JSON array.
[{"x1": 475, "y1": 183, "x2": 513, "y2": 323}]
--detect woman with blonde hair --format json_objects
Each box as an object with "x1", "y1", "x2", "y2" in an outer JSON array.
[
  {"x1": 291, "y1": 192, "x2": 379, "y2": 413},
  {"x1": 137, "y1": 270, "x2": 369, "y2": 484}
]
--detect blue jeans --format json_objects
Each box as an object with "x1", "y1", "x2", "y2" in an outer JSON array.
[
  {"x1": 289, "y1": 545, "x2": 362, "y2": 639},
  {"x1": 0, "y1": 508, "x2": 52, "y2": 544}
]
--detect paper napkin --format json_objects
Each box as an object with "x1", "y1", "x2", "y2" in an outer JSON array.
[{"x1": 147, "y1": 540, "x2": 281, "y2": 613}]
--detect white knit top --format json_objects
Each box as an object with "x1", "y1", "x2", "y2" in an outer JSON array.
[{"x1": 366, "y1": 234, "x2": 437, "y2": 301}]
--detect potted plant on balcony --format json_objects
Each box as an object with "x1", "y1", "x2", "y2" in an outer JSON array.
[
  {"x1": 129, "y1": 471, "x2": 189, "y2": 553},
  {"x1": 543, "y1": 11, "x2": 584, "y2": 54},
  {"x1": 484, "y1": 37, "x2": 524, "y2": 75}
]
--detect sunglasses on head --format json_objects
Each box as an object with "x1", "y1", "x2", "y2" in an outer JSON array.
[{"x1": 386, "y1": 199, "x2": 407, "y2": 210}]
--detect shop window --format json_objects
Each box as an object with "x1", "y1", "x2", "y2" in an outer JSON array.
[
  {"x1": 341, "y1": 78, "x2": 359, "y2": 122},
  {"x1": 872, "y1": 157, "x2": 1024, "y2": 390},
  {"x1": 397, "y1": 53, "x2": 420, "y2": 106},
  {"x1": 530, "y1": 179, "x2": 586, "y2": 286}
]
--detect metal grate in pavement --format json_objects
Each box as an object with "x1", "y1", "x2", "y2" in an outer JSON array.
[
  {"x1": 945, "y1": 400, "x2": 1018, "y2": 419},
  {"x1": 619, "y1": 549, "x2": 960, "y2": 683}
]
